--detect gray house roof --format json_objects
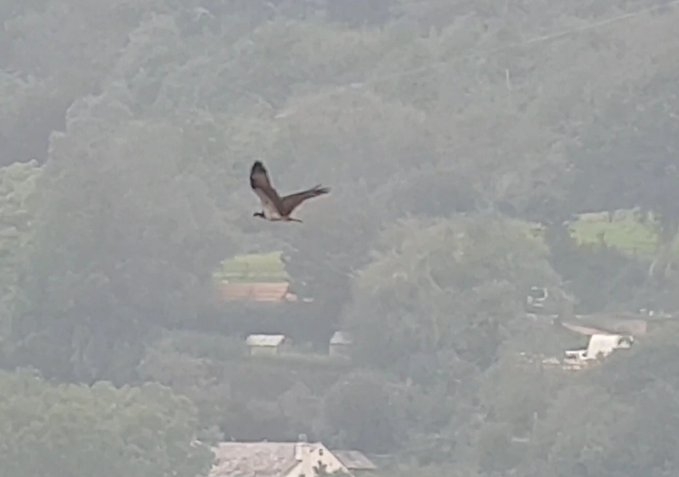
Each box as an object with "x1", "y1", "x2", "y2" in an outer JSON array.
[
  {"x1": 330, "y1": 331, "x2": 353, "y2": 345},
  {"x1": 211, "y1": 442, "x2": 298, "y2": 477},
  {"x1": 333, "y1": 450, "x2": 377, "y2": 470},
  {"x1": 210, "y1": 442, "x2": 376, "y2": 477}
]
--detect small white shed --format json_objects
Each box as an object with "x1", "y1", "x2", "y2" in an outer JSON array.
[
  {"x1": 246, "y1": 334, "x2": 289, "y2": 356},
  {"x1": 329, "y1": 331, "x2": 353, "y2": 358}
]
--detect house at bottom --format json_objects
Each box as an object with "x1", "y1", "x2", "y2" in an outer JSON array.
[{"x1": 210, "y1": 441, "x2": 377, "y2": 477}]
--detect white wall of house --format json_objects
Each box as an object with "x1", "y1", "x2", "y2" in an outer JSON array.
[
  {"x1": 586, "y1": 333, "x2": 632, "y2": 358},
  {"x1": 564, "y1": 333, "x2": 633, "y2": 364},
  {"x1": 286, "y1": 443, "x2": 350, "y2": 477}
]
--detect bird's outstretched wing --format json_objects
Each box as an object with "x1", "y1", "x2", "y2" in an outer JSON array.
[
  {"x1": 280, "y1": 185, "x2": 330, "y2": 216},
  {"x1": 250, "y1": 161, "x2": 283, "y2": 212},
  {"x1": 250, "y1": 161, "x2": 275, "y2": 191}
]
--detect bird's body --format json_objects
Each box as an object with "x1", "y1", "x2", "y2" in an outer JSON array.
[{"x1": 249, "y1": 161, "x2": 329, "y2": 222}]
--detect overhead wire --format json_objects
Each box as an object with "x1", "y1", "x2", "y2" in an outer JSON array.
[
  {"x1": 273, "y1": 0, "x2": 679, "y2": 119},
  {"x1": 274, "y1": 0, "x2": 679, "y2": 199},
  {"x1": 274, "y1": 1, "x2": 679, "y2": 278}
]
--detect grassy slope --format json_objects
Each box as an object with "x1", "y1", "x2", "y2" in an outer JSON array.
[
  {"x1": 215, "y1": 251, "x2": 288, "y2": 282},
  {"x1": 568, "y1": 212, "x2": 676, "y2": 258}
]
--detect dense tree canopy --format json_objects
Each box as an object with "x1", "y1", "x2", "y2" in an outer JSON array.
[
  {"x1": 344, "y1": 216, "x2": 562, "y2": 372},
  {"x1": 0, "y1": 370, "x2": 211, "y2": 477}
]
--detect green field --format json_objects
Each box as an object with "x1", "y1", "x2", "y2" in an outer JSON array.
[
  {"x1": 214, "y1": 251, "x2": 288, "y2": 283},
  {"x1": 525, "y1": 210, "x2": 675, "y2": 258},
  {"x1": 568, "y1": 211, "x2": 676, "y2": 258}
]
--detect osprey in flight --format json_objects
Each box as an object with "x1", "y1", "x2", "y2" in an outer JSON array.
[{"x1": 249, "y1": 161, "x2": 330, "y2": 222}]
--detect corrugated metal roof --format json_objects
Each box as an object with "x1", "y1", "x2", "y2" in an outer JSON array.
[
  {"x1": 217, "y1": 282, "x2": 298, "y2": 303},
  {"x1": 210, "y1": 442, "x2": 361, "y2": 477},
  {"x1": 561, "y1": 321, "x2": 611, "y2": 336},
  {"x1": 246, "y1": 334, "x2": 286, "y2": 347},
  {"x1": 573, "y1": 313, "x2": 648, "y2": 335},
  {"x1": 210, "y1": 442, "x2": 297, "y2": 477},
  {"x1": 333, "y1": 450, "x2": 377, "y2": 470}
]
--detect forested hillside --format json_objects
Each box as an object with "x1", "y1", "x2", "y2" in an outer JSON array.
[{"x1": 2, "y1": 1, "x2": 679, "y2": 476}]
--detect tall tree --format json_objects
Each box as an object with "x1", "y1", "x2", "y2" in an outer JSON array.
[
  {"x1": 0, "y1": 161, "x2": 41, "y2": 359},
  {"x1": 10, "y1": 90, "x2": 231, "y2": 382},
  {"x1": 343, "y1": 215, "x2": 564, "y2": 373},
  {"x1": 273, "y1": 90, "x2": 435, "y2": 338}
]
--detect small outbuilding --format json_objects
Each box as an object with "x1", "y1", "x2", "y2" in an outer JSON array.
[
  {"x1": 245, "y1": 334, "x2": 289, "y2": 356},
  {"x1": 329, "y1": 331, "x2": 353, "y2": 358}
]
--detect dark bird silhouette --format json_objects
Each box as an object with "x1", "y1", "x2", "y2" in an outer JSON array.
[{"x1": 249, "y1": 161, "x2": 330, "y2": 222}]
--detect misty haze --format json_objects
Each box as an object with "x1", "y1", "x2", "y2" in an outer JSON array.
[{"x1": 1, "y1": 1, "x2": 679, "y2": 476}]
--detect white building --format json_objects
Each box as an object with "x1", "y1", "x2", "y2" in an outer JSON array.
[
  {"x1": 245, "y1": 334, "x2": 290, "y2": 356},
  {"x1": 210, "y1": 441, "x2": 376, "y2": 477},
  {"x1": 329, "y1": 331, "x2": 353, "y2": 358},
  {"x1": 564, "y1": 333, "x2": 633, "y2": 365}
]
